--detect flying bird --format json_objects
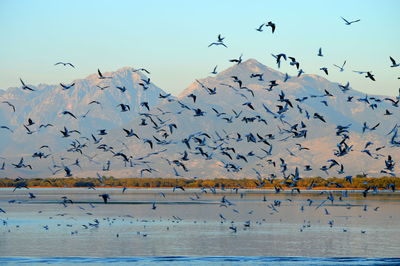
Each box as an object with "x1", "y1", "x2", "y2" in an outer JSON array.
[
  {"x1": 60, "y1": 83, "x2": 75, "y2": 90},
  {"x1": 317, "y1": 47, "x2": 323, "y2": 57},
  {"x1": 61, "y1": 111, "x2": 77, "y2": 119},
  {"x1": 19, "y1": 78, "x2": 35, "y2": 91},
  {"x1": 211, "y1": 65, "x2": 218, "y2": 74},
  {"x1": 255, "y1": 23, "x2": 264, "y2": 32},
  {"x1": 2, "y1": 101, "x2": 16, "y2": 112},
  {"x1": 265, "y1": 21, "x2": 276, "y2": 33},
  {"x1": 333, "y1": 61, "x2": 346, "y2": 72},
  {"x1": 365, "y1": 71, "x2": 375, "y2": 81},
  {"x1": 389, "y1": 56, "x2": 400, "y2": 67},
  {"x1": 341, "y1": 17, "x2": 361, "y2": 25},
  {"x1": 55, "y1": 62, "x2": 75, "y2": 68},
  {"x1": 208, "y1": 34, "x2": 227, "y2": 48},
  {"x1": 229, "y1": 54, "x2": 243, "y2": 64},
  {"x1": 132, "y1": 68, "x2": 151, "y2": 74},
  {"x1": 320, "y1": 67, "x2": 328, "y2": 75},
  {"x1": 97, "y1": 69, "x2": 112, "y2": 79}
]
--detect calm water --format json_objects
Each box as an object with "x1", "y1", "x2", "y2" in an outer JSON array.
[{"x1": 0, "y1": 188, "x2": 399, "y2": 264}]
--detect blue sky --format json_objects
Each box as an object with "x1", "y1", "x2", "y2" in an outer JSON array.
[{"x1": 0, "y1": 0, "x2": 399, "y2": 96}]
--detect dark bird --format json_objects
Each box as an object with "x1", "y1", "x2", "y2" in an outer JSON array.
[
  {"x1": 389, "y1": 56, "x2": 400, "y2": 67},
  {"x1": 141, "y1": 102, "x2": 150, "y2": 111},
  {"x1": 187, "y1": 93, "x2": 197, "y2": 103},
  {"x1": 26, "y1": 118, "x2": 35, "y2": 126},
  {"x1": 313, "y1": 113, "x2": 326, "y2": 123},
  {"x1": 97, "y1": 69, "x2": 112, "y2": 79},
  {"x1": 143, "y1": 139, "x2": 153, "y2": 149},
  {"x1": 141, "y1": 78, "x2": 151, "y2": 85},
  {"x1": 99, "y1": 193, "x2": 110, "y2": 203},
  {"x1": 61, "y1": 111, "x2": 77, "y2": 119},
  {"x1": 12, "y1": 158, "x2": 32, "y2": 169},
  {"x1": 55, "y1": 62, "x2": 75, "y2": 68},
  {"x1": 288, "y1": 57, "x2": 300, "y2": 69},
  {"x1": 2, "y1": 101, "x2": 16, "y2": 112},
  {"x1": 242, "y1": 102, "x2": 254, "y2": 110},
  {"x1": 117, "y1": 104, "x2": 130, "y2": 112},
  {"x1": 98, "y1": 129, "x2": 108, "y2": 135},
  {"x1": 317, "y1": 47, "x2": 323, "y2": 57},
  {"x1": 333, "y1": 60, "x2": 346, "y2": 72},
  {"x1": 60, "y1": 127, "x2": 80, "y2": 137},
  {"x1": 173, "y1": 185, "x2": 185, "y2": 192},
  {"x1": 320, "y1": 67, "x2": 328, "y2": 75},
  {"x1": 265, "y1": 21, "x2": 276, "y2": 33},
  {"x1": 60, "y1": 83, "x2": 75, "y2": 90},
  {"x1": 229, "y1": 54, "x2": 243, "y2": 65},
  {"x1": 20, "y1": 78, "x2": 35, "y2": 91},
  {"x1": 116, "y1": 86, "x2": 126, "y2": 93},
  {"x1": 123, "y1": 128, "x2": 140, "y2": 138},
  {"x1": 338, "y1": 81, "x2": 350, "y2": 93},
  {"x1": 96, "y1": 85, "x2": 109, "y2": 90},
  {"x1": 64, "y1": 166, "x2": 72, "y2": 177},
  {"x1": 365, "y1": 71, "x2": 375, "y2": 81},
  {"x1": 211, "y1": 65, "x2": 218, "y2": 74},
  {"x1": 208, "y1": 42, "x2": 227, "y2": 48},
  {"x1": 384, "y1": 109, "x2": 393, "y2": 116},
  {"x1": 341, "y1": 17, "x2": 361, "y2": 25},
  {"x1": 208, "y1": 34, "x2": 227, "y2": 47},
  {"x1": 39, "y1": 123, "x2": 53, "y2": 129},
  {"x1": 132, "y1": 68, "x2": 151, "y2": 74},
  {"x1": 1, "y1": 125, "x2": 13, "y2": 133},
  {"x1": 255, "y1": 23, "x2": 264, "y2": 32}
]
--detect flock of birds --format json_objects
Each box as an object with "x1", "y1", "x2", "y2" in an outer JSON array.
[
  {"x1": 0, "y1": 186, "x2": 397, "y2": 244},
  {"x1": 0, "y1": 17, "x2": 399, "y2": 211},
  {"x1": 0, "y1": 18, "x2": 399, "y2": 259}
]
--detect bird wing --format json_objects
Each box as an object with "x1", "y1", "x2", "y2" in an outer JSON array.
[{"x1": 341, "y1": 17, "x2": 350, "y2": 24}]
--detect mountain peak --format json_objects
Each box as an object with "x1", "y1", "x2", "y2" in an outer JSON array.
[{"x1": 215, "y1": 58, "x2": 284, "y2": 81}]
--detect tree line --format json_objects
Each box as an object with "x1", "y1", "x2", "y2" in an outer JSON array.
[{"x1": 0, "y1": 176, "x2": 398, "y2": 190}]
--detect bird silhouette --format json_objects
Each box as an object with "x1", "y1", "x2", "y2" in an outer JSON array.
[{"x1": 341, "y1": 16, "x2": 360, "y2": 25}]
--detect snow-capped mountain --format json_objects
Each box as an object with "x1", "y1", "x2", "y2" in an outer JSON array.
[{"x1": 0, "y1": 59, "x2": 398, "y2": 179}]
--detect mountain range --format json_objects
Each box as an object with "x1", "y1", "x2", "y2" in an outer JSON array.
[{"x1": 0, "y1": 59, "x2": 399, "y2": 179}]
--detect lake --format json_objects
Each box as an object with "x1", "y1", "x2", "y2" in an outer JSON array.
[{"x1": 0, "y1": 188, "x2": 399, "y2": 264}]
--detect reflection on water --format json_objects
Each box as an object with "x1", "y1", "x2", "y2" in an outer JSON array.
[{"x1": 0, "y1": 188, "x2": 399, "y2": 258}]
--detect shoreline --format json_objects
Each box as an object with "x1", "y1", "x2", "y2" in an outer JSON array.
[{"x1": 0, "y1": 186, "x2": 396, "y2": 192}]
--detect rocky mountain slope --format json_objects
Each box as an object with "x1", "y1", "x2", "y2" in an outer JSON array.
[{"x1": 0, "y1": 59, "x2": 398, "y2": 179}]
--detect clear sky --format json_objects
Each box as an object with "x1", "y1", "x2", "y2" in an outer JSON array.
[{"x1": 0, "y1": 0, "x2": 399, "y2": 96}]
